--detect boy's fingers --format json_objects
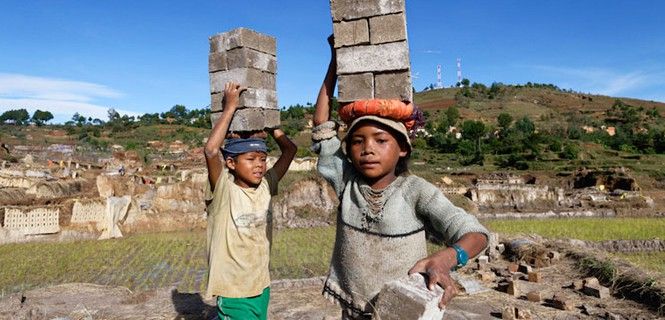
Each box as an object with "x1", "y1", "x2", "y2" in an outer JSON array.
[{"x1": 438, "y1": 276, "x2": 458, "y2": 308}]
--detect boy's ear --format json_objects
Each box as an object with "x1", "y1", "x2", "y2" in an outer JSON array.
[
  {"x1": 225, "y1": 157, "x2": 236, "y2": 170},
  {"x1": 399, "y1": 149, "x2": 408, "y2": 158},
  {"x1": 398, "y1": 140, "x2": 409, "y2": 158}
]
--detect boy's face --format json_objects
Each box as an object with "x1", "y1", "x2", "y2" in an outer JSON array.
[
  {"x1": 226, "y1": 151, "x2": 268, "y2": 188},
  {"x1": 347, "y1": 121, "x2": 408, "y2": 189}
]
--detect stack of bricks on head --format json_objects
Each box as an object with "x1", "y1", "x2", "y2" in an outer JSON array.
[
  {"x1": 208, "y1": 28, "x2": 279, "y2": 138},
  {"x1": 331, "y1": 0, "x2": 413, "y2": 126}
]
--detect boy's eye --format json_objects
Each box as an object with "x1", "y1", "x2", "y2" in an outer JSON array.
[{"x1": 351, "y1": 139, "x2": 362, "y2": 145}]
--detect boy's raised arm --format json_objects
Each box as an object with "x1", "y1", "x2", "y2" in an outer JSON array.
[
  {"x1": 204, "y1": 82, "x2": 244, "y2": 190},
  {"x1": 313, "y1": 35, "x2": 337, "y2": 126},
  {"x1": 268, "y1": 128, "x2": 296, "y2": 181}
]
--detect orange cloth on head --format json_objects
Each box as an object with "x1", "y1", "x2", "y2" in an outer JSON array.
[{"x1": 339, "y1": 99, "x2": 415, "y2": 130}]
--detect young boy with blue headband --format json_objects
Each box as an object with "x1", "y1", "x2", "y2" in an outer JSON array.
[{"x1": 203, "y1": 82, "x2": 297, "y2": 320}]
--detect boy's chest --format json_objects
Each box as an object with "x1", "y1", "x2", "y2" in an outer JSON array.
[
  {"x1": 229, "y1": 185, "x2": 272, "y2": 229},
  {"x1": 341, "y1": 186, "x2": 424, "y2": 236}
]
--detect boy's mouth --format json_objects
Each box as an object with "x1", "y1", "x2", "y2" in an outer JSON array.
[{"x1": 359, "y1": 161, "x2": 379, "y2": 168}]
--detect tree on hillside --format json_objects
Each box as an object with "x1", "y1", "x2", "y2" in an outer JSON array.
[
  {"x1": 497, "y1": 113, "x2": 513, "y2": 131},
  {"x1": 107, "y1": 108, "x2": 120, "y2": 123},
  {"x1": 0, "y1": 108, "x2": 30, "y2": 125},
  {"x1": 446, "y1": 106, "x2": 460, "y2": 127},
  {"x1": 31, "y1": 109, "x2": 54, "y2": 126},
  {"x1": 72, "y1": 112, "x2": 87, "y2": 127},
  {"x1": 168, "y1": 105, "x2": 189, "y2": 124},
  {"x1": 515, "y1": 116, "x2": 535, "y2": 136},
  {"x1": 460, "y1": 120, "x2": 487, "y2": 165}
]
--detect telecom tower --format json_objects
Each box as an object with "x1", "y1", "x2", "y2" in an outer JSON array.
[
  {"x1": 436, "y1": 64, "x2": 443, "y2": 89},
  {"x1": 456, "y1": 58, "x2": 463, "y2": 86}
]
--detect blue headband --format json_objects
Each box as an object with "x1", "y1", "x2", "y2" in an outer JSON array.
[{"x1": 221, "y1": 138, "x2": 268, "y2": 158}]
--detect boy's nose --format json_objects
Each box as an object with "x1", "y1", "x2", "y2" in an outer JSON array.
[{"x1": 361, "y1": 143, "x2": 374, "y2": 155}]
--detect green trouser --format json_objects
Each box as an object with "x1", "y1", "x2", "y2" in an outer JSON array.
[{"x1": 217, "y1": 287, "x2": 270, "y2": 320}]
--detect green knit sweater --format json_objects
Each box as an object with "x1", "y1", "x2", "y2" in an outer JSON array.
[{"x1": 312, "y1": 124, "x2": 489, "y2": 318}]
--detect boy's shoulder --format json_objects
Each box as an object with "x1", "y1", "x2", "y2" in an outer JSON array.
[{"x1": 401, "y1": 174, "x2": 436, "y2": 189}]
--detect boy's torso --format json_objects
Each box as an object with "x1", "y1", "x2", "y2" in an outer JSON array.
[{"x1": 206, "y1": 169, "x2": 277, "y2": 298}]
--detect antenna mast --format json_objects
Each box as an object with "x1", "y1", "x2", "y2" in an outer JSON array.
[
  {"x1": 436, "y1": 64, "x2": 443, "y2": 89},
  {"x1": 456, "y1": 58, "x2": 463, "y2": 86}
]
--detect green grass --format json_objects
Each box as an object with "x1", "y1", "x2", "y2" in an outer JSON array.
[
  {"x1": 483, "y1": 217, "x2": 665, "y2": 241},
  {"x1": 612, "y1": 252, "x2": 665, "y2": 275},
  {"x1": 271, "y1": 226, "x2": 335, "y2": 278},
  {"x1": 0, "y1": 227, "x2": 338, "y2": 297},
  {"x1": 1, "y1": 218, "x2": 663, "y2": 297}
]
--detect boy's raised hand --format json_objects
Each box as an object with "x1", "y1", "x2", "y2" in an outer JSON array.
[
  {"x1": 407, "y1": 248, "x2": 459, "y2": 309},
  {"x1": 223, "y1": 82, "x2": 246, "y2": 111}
]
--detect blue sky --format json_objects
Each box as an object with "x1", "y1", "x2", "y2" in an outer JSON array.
[{"x1": 1, "y1": 1, "x2": 664, "y2": 123}]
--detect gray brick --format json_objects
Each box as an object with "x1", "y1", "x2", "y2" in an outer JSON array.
[
  {"x1": 209, "y1": 28, "x2": 276, "y2": 55},
  {"x1": 226, "y1": 48, "x2": 277, "y2": 73},
  {"x1": 263, "y1": 109, "x2": 281, "y2": 128},
  {"x1": 374, "y1": 273, "x2": 444, "y2": 320},
  {"x1": 209, "y1": 68, "x2": 275, "y2": 94},
  {"x1": 211, "y1": 108, "x2": 269, "y2": 131},
  {"x1": 208, "y1": 52, "x2": 227, "y2": 72},
  {"x1": 582, "y1": 284, "x2": 610, "y2": 299},
  {"x1": 370, "y1": 13, "x2": 407, "y2": 44},
  {"x1": 336, "y1": 41, "x2": 410, "y2": 74},
  {"x1": 374, "y1": 71, "x2": 412, "y2": 102},
  {"x1": 210, "y1": 111, "x2": 222, "y2": 127},
  {"x1": 229, "y1": 108, "x2": 267, "y2": 132},
  {"x1": 526, "y1": 290, "x2": 542, "y2": 302},
  {"x1": 330, "y1": 0, "x2": 405, "y2": 21},
  {"x1": 333, "y1": 20, "x2": 370, "y2": 48},
  {"x1": 337, "y1": 73, "x2": 374, "y2": 102},
  {"x1": 211, "y1": 92, "x2": 223, "y2": 112},
  {"x1": 239, "y1": 88, "x2": 278, "y2": 109}
]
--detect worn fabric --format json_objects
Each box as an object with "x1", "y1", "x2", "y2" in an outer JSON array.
[
  {"x1": 313, "y1": 126, "x2": 489, "y2": 317},
  {"x1": 222, "y1": 138, "x2": 268, "y2": 159},
  {"x1": 217, "y1": 287, "x2": 270, "y2": 320},
  {"x1": 204, "y1": 167, "x2": 278, "y2": 298}
]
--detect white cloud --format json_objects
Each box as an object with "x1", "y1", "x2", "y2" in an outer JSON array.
[
  {"x1": 0, "y1": 73, "x2": 139, "y2": 122},
  {"x1": 526, "y1": 65, "x2": 655, "y2": 96},
  {"x1": 423, "y1": 49, "x2": 442, "y2": 54}
]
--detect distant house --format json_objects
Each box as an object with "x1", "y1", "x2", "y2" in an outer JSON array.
[{"x1": 605, "y1": 126, "x2": 616, "y2": 136}]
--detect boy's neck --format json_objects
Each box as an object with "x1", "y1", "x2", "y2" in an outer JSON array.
[{"x1": 365, "y1": 172, "x2": 398, "y2": 190}]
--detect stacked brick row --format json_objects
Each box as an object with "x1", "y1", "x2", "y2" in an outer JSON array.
[
  {"x1": 208, "y1": 28, "x2": 280, "y2": 131},
  {"x1": 330, "y1": 0, "x2": 412, "y2": 103}
]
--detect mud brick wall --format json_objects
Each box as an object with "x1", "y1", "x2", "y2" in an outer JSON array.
[
  {"x1": 330, "y1": 0, "x2": 412, "y2": 103},
  {"x1": 208, "y1": 28, "x2": 280, "y2": 131},
  {"x1": 4, "y1": 207, "x2": 60, "y2": 235},
  {"x1": 71, "y1": 199, "x2": 106, "y2": 224}
]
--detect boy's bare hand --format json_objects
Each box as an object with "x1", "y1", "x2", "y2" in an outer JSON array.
[
  {"x1": 407, "y1": 248, "x2": 459, "y2": 309},
  {"x1": 223, "y1": 82, "x2": 246, "y2": 111}
]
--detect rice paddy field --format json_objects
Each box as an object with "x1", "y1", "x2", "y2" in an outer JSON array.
[{"x1": 0, "y1": 217, "x2": 663, "y2": 297}]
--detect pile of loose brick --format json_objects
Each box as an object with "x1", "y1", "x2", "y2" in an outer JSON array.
[
  {"x1": 330, "y1": 0, "x2": 413, "y2": 104},
  {"x1": 475, "y1": 238, "x2": 616, "y2": 320},
  {"x1": 208, "y1": 28, "x2": 280, "y2": 131}
]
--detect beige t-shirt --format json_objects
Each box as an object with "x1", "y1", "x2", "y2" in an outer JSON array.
[{"x1": 204, "y1": 168, "x2": 278, "y2": 298}]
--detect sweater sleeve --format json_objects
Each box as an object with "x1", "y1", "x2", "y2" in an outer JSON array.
[
  {"x1": 414, "y1": 178, "x2": 489, "y2": 246},
  {"x1": 311, "y1": 121, "x2": 353, "y2": 197}
]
